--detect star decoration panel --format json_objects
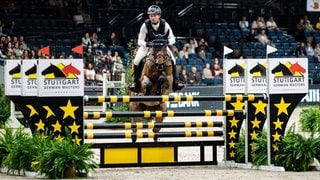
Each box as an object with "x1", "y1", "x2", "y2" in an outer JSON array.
[{"x1": 10, "y1": 96, "x2": 84, "y2": 145}]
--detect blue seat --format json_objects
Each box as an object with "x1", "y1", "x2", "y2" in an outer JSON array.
[
  {"x1": 274, "y1": 42, "x2": 282, "y2": 49},
  {"x1": 315, "y1": 36, "x2": 320, "y2": 44},
  {"x1": 255, "y1": 42, "x2": 265, "y2": 49},
  {"x1": 282, "y1": 43, "x2": 290, "y2": 49},
  {"x1": 267, "y1": 30, "x2": 276, "y2": 37},
  {"x1": 276, "y1": 30, "x2": 284, "y2": 36},
  {"x1": 186, "y1": 65, "x2": 192, "y2": 72},
  {"x1": 232, "y1": 29, "x2": 241, "y2": 37},
  {"x1": 189, "y1": 53, "x2": 198, "y2": 59},
  {"x1": 287, "y1": 36, "x2": 296, "y2": 43},
  {"x1": 209, "y1": 47, "x2": 215, "y2": 53},
  {"x1": 278, "y1": 36, "x2": 288, "y2": 43},
  {"x1": 290, "y1": 42, "x2": 298, "y2": 49}
]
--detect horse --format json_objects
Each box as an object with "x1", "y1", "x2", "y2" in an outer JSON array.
[
  {"x1": 41, "y1": 63, "x2": 66, "y2": 78},
  {"x1": 228, "y1": 63, "x2": 244, "y2": 77},
  {"x1": 271, "y1": 62, "x2": 293, "y2": 76},
  {"x1": 129, "y1": 40, "x2": 173, "y2": 142},
  {"x1": 250, "y1": 63, "x2": 266, "y2": 76}
]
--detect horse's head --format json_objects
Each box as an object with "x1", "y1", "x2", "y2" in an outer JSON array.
[
  {"x1": 153, "y1": 46, "x2": 170, "y2": 71},
  {"x1": 41, "y1": 63, "x2": 54, "y2": 75},
  {"x1": 9, "y1": 63, "x2": 21, "y2": 75},
  {"x1": 271, "y1": 62, "x2": 285, "y2": 74},
  {"x1": 25, "y1": 64, "x2": 37, "y2": 75},
  {"x1": 290, "y1": 62, "x2": 306, "y2": 74},
  {"x1": 63, "y1": 63, "x2": 81, "y2": 75},
  {"x1": 228, "y1": 64, "x2": 243, "y2": 74}
]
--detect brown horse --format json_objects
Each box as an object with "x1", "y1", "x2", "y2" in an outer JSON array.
[{"x1": 129, "y1": 45, "x2": 173, "y2": 142}]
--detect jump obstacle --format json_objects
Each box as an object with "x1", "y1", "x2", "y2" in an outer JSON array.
[
  {"x1": 4, "y1": 56, "x2": 309, "y2": 168},
  {"x1": 83, "y1": 94, "x2": 265, "y2": 167}
]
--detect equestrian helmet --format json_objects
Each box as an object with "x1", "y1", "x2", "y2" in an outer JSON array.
[{"x1": 147, "y1": 5, "x2": 161, "y2": 15}]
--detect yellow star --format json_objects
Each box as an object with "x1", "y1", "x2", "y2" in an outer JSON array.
[
  {"x1": 56, "y1": 134, "x2": 64, "y2": 142},
  {"x1": 60, "y1": 99, "x2": 79, "y2": 119},
  {"x1": 250, "y1": 130, "x2": 259, "y2": 140},
  {"x1": 229, "y1": 151, "x2": 236, "y2": 158},
  {"x1": 273, "y1": 144, "x2": 279, "y2": 152},
  {"x1": 251, "y1": 118, "x2": 261, "y2": 129},
  {"x1": 251, "y1": 152, "x2": 256, "y2": 158},
  {"x1": 26, "y1": 105, "x2": 39, "y2": 117},
  {"x1": 228, "y1": 129, "x2": 237, "y2": 139},
  {"x1": 40, "y1": 133, "x2": 47, "y2": 139},
  {"x1": 43, "y1": 106, "x2": 55, "y2": 118},
  {"x1": 272, "y1": 131, "x2": 281, "y2": 142},
  {"x1": 274, "y1": 97, "x2": 291, "y2": 116},
  {"x1": 229, "y1": 140, "x2": 236, "y2": 148},
  {"x1": 231, "y1": 100, "x2": 245, "y2": 110},
  {"x1": 68, "y1": 121, "x2": 80, "y2": 134},
  {"x1": 35, "y1": 119, "x2": 45, "y2": 131},
  {"x1": 250, "y1": 142, "x2": 256, "y2": 149},
  {"x1": 52, "y1": 120, "x2": 62, "y2": 132},
  {"x1": 252, "y1": 100, "x2": 267, "y2": 115},
  {"x1": 273, "y1": 118, "x2": 284, "y2": 130},
  {"x1": 73, "y1": 135, "x2": 82, "y2": 145},
  {"x1": 229, "y1": 116, "x2": 239, "y2": 127}
]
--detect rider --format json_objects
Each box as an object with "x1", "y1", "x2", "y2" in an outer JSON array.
[{"x1": 129, "y1": 5, "x2": 185, "y2": 92}]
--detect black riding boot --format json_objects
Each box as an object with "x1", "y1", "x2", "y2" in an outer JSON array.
[
  {"x1": 129, "y1": 65, "x2": 141, "y2": 92},
  {"x1": 172, "y1": 64, "x2": 184, "y2": 91}
]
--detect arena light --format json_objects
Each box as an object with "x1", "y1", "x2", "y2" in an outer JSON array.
[
  {"x1": 128, "y1": 13, "x2": 144, "y2": 25},
  {"x1": 178, "y1": 3, "x2": 193, "y2": 17},
  {"x1": 108, "y1": 14, "x2": 120, "y2": 25}
]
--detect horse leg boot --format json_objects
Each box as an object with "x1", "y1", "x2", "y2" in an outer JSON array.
[
  {"x1": 172, "y1": 63, "x2": 185, "y2": 91},
  {"x1": 129, "y1": 65, "x2": 141, "y2": 92}
]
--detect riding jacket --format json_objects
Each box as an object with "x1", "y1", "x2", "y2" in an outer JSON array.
[{"x1": 137, "y1": 18, "x2": 176, "y2": 47}]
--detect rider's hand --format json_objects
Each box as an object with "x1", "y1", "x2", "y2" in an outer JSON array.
[{"x1": 146, "y1": 41, "x2": 154, "y2": 47}]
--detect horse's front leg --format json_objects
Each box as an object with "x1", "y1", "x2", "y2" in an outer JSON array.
[
  {"x1": 156, "y1": 75, "x2": 165, "y2": 95},
  {"x1": 141, "y1": 75, "x2": 152, "y2": 95},
  {"x1": 164, "y1": 75, "x2": 173, "y2": 94}
]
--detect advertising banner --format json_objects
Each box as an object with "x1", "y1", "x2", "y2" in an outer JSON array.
[
  {"x1": 4, "y1": 59, "x2": 21, "y2": 96},
  {"x1": 224, "y1": 59, "x2": 246, "y2": 94},
  {"x1": 37, "y1": 59, "x2": 84, "y2": 97},
  {"x1": 21, "y1": 59, "x2": 38, "y2": 96},
  {"x1": 268, "y1": 58, "x2": 308, "y2": 94},
  {"x1": 246, "y1": 58, "x2": 267, "y2": 93}
]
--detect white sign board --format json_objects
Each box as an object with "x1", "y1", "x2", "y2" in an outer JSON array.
[
  {"x1": 246, "y1": 59, "x2": 267, "y2": 93},
  {"x1": 307, "y1": 0, "x2": 320, "y2": 12},
  {"x1": 37, "y1": 59, "x2": 84, "y2": 97},
  {"x1": 21, "y1": 59, "x2": 38, "y2": 96},
  {"x1": 224, "y1": 59, "x2": 246, "y2": 94},
  {"x1": 4, "y1": 59, "x2": 21, "y2": 96},
  {"x1": 268, "y1": 58, "x2": 308, "y2": 94}
]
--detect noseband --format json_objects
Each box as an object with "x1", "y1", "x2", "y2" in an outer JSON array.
[{"x1": 154, "y1": 52, "x2": 170, "y2": 71}]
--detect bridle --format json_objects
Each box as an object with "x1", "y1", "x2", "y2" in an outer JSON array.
[{"x1": 154, "y1": 50, "x2": 171, "y2": 71}]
